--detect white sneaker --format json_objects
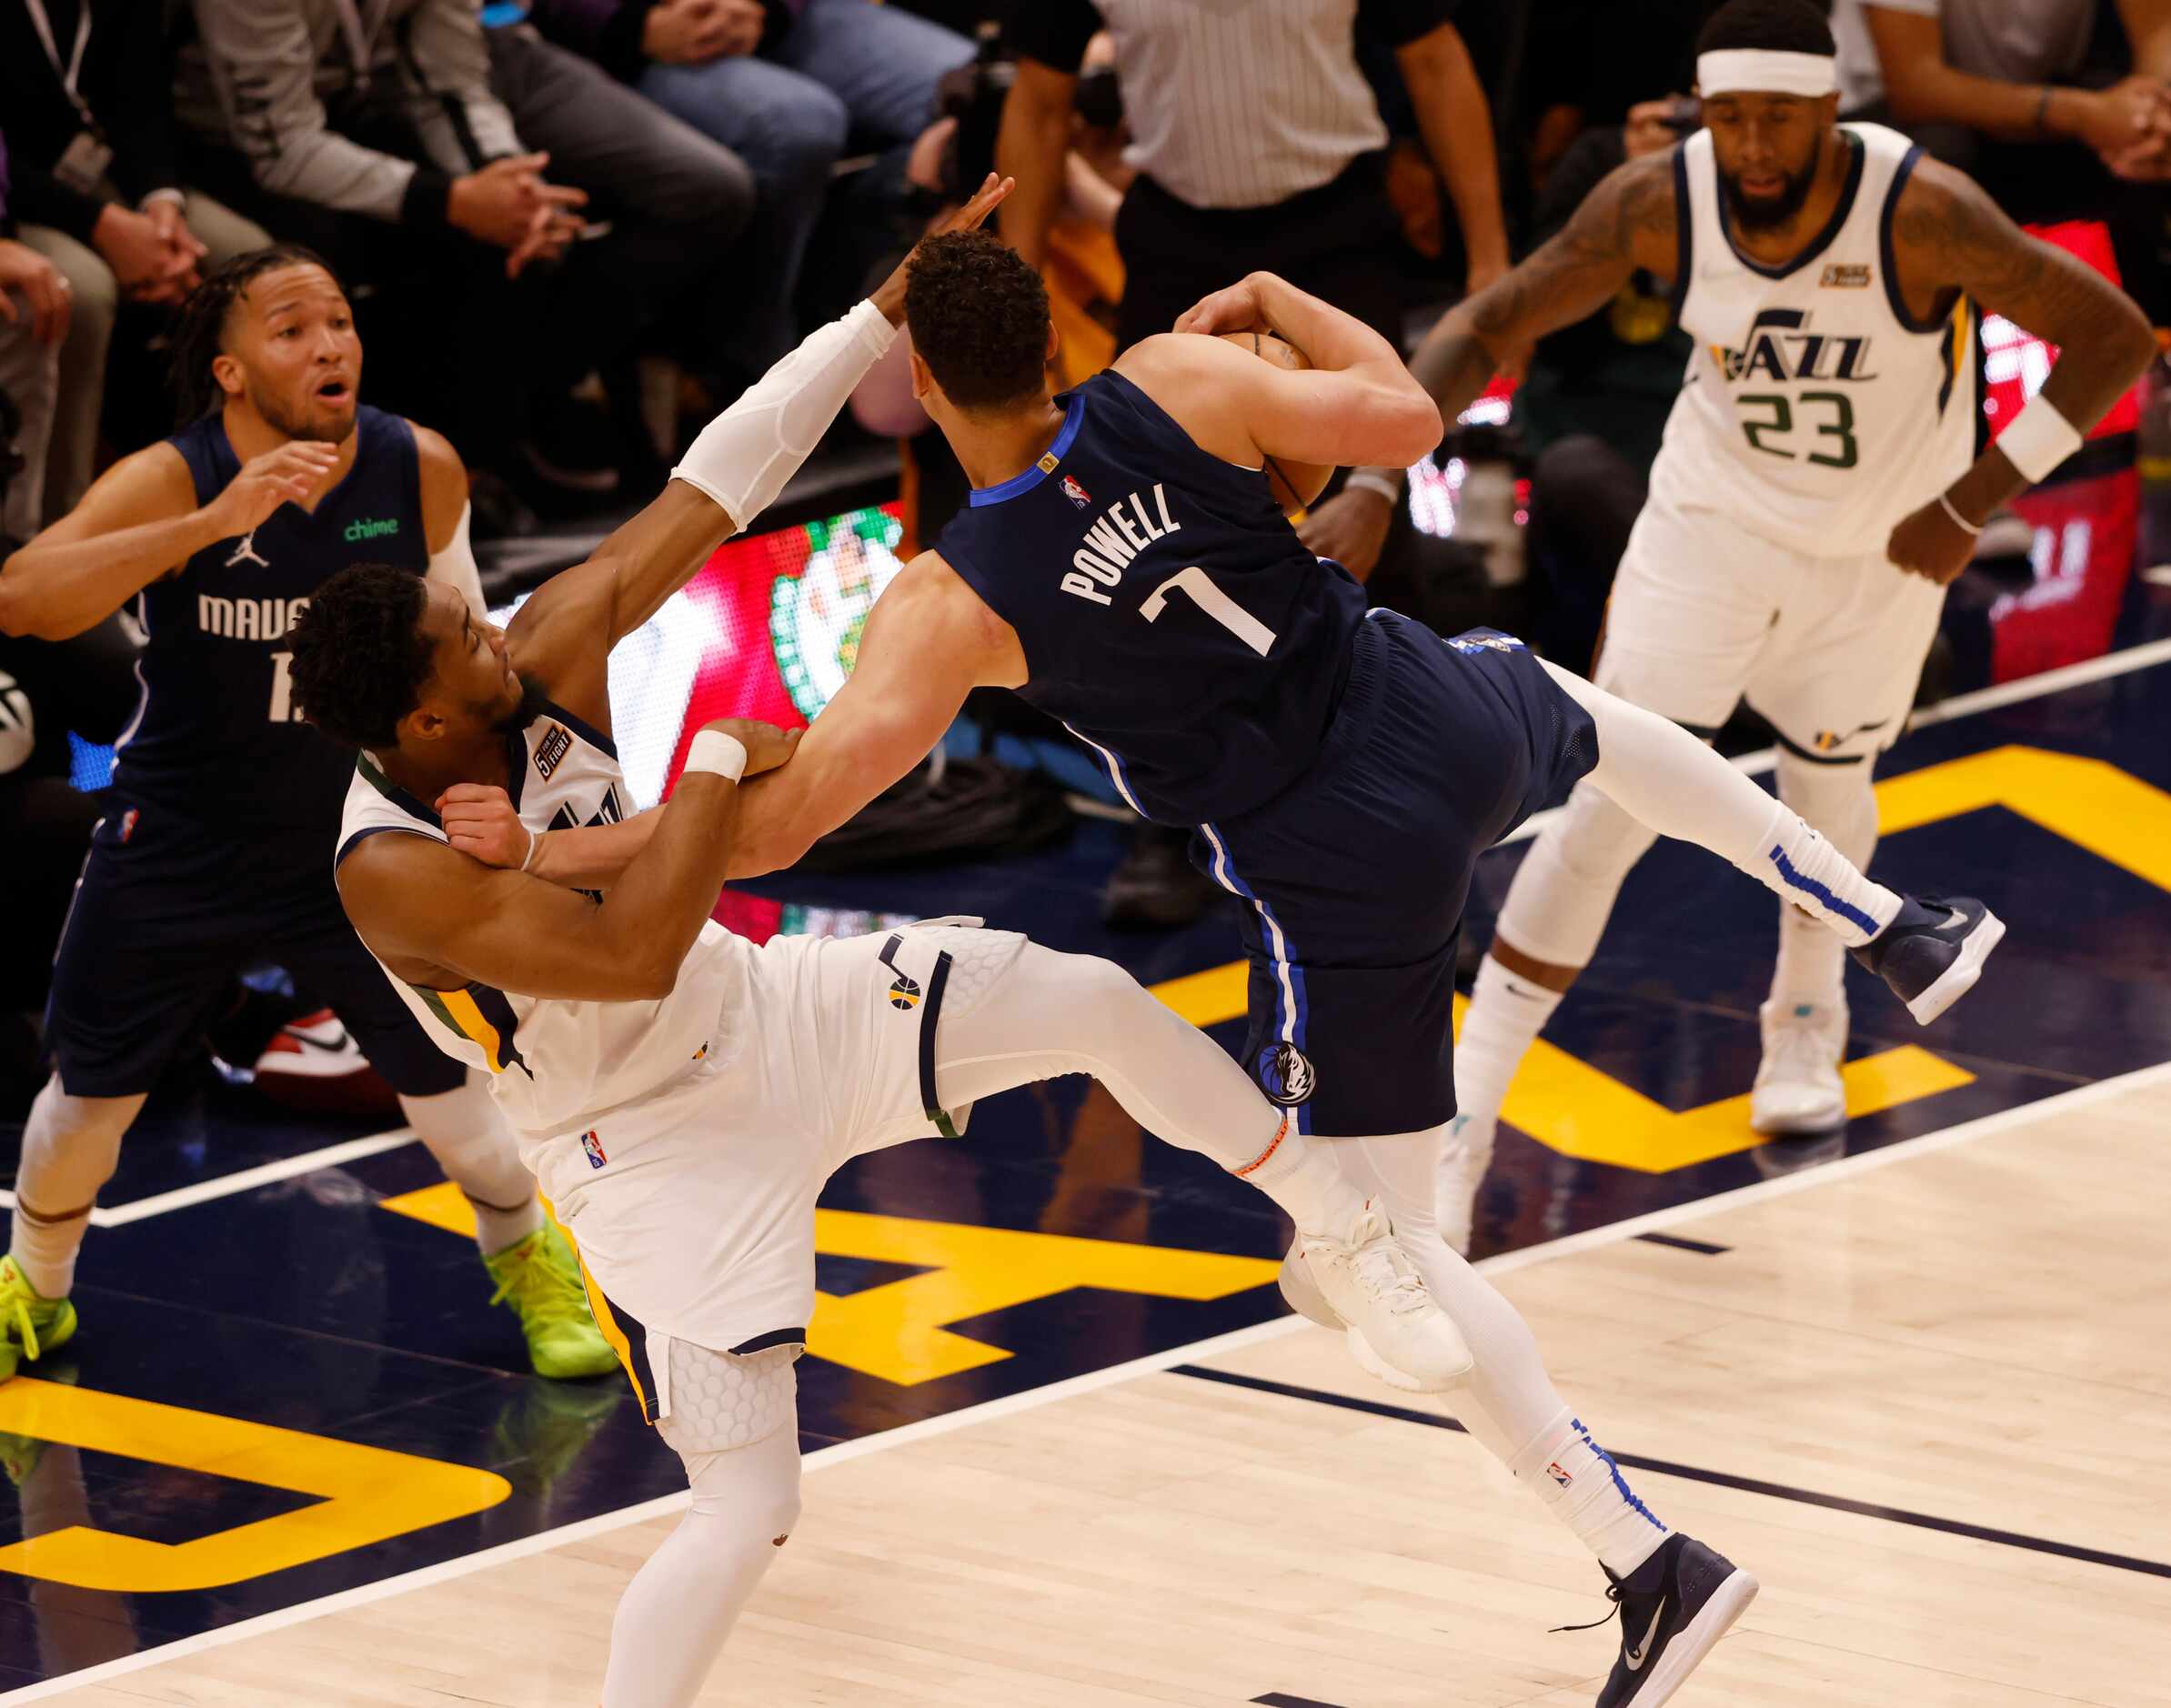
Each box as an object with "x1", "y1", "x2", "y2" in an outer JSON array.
[
  {"x1": 1750, "y1": 1000, "x2": 1847, "y2": 1135},
  {"x1": 1294, "y1": 1198, "x2": 1472, "y2": 1392},
  {"x1": 1434, "y1": 1111, "x2": 1495, "y2": 1257}
]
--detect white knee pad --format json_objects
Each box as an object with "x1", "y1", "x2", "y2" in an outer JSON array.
[
  {"x1": 1494, "y1": 779, "x2": 1659, "y2": 969},
  {"x1": 656, "y1": 1341, "x2": 800, "y2": 1457},
  {"x1": 17, "y1": 1075, "x2": 138, "y2": 1215},
  {"x1": 1774, "y1": 751, "x2": 1878, "y2": 870}
]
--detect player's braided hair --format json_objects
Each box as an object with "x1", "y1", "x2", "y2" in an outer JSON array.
[
  {"x1": 1694, "y1": 0, "x2": 1837, "y2": 60},
  {"x1": 286, "y1": 562, "x2": 437, "y2": 751},
  {"x1": 168, "y1": 244, "x2": 339, "y2": 428},
  {"x1": 904, "y1": 229, "x2": 1051, "y2": 410}
]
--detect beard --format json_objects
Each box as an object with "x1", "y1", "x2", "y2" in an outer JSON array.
[
  {"x1": 491, "y1": 673, "x2": 555, "y2": 737},
  {"x1": 1717, "y1": 154, "x2": 1821, "y2": 234}
]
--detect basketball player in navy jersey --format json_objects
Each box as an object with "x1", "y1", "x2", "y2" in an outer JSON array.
[
  {"x1": 473, "y1": 229, "x2": 2007, "y2": 1701},
  {"x1": 0, "y1": 246, "x2": 615, "y2": 1383}
]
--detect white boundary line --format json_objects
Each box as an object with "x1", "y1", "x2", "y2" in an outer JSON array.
[
  {"x1": 14, "y1": 1058, "x2": 2170, "y2": 1705},
  {"x1": 0, "y1": 1130, "x2": 419, "y2": 1227}
]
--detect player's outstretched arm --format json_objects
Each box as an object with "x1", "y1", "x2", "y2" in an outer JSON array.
[
  {"x1": 726, "y1": 551, "x2": 1023, "y2": 879},
  {"x1": 1405, "y1": 151, "x2": 1675, "y2": 424},
  {"x1": 1886, "y1": 159, "x2": 2158, "y2": 583},
  {"x1": 518, "y1": 175, "x2": 1016, "y2": 667},
  {"x1": 338, "y1": 719, "x2": 796, "y2": 1001},
  {"x1": 0, "y1": 439, "x2": 337, "y2": 640}
]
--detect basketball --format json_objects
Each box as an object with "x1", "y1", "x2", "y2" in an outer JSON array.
[{"x1": 1216, "y1": 330, "x2": 1335, "y2": 515}]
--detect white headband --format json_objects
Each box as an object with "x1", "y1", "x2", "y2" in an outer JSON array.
[{"x1": 1697, "y1": 48, "x2": 1838, "y2": 97}]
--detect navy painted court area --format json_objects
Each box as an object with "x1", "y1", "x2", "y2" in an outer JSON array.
[{"x1": 3, "y1": 648, "x2": 2168, "y2": 1693}]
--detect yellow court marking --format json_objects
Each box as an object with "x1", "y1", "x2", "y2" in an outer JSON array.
[
  {"x1": 805, "y1": 1210, "x2": 1278, "y2": 1386},
  {"x1": 379, "y1": 1188, "x2": 1279, "y2": 1388},
  {"x1": 0, "y1": 1381, "x2": 509, "y2": 1592}
]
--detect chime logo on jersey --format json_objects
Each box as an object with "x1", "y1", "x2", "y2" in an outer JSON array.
[
  {"x1": 888, "y1": 973, "x2": 922, "y2": 1010},
  {"x1": 581, "y1": 1130, "x2": 607, "y2": 1169},
  {"x1": 1257, "y1": 1040, "x2": 1316, "y2": 1108},
  {"x1": 1060, "y1": 475, "x2": 1091, "y2": 509},
  {"x1": 1716, "y1": 306, "x2": 1878, "y2": 384}
]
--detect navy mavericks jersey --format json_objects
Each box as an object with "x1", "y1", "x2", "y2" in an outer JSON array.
[
  {"x1": 117, "y1": 405, "x2": 427, "y2": 841},
  {"x1": 934, "y1": 369, "x2": 1369, "y2": 825}
]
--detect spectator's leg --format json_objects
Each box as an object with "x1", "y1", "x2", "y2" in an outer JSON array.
[
  {"x1": 0, "y1": 313, "x2": 61, "y2": 543},
  {"x1": 637, "y1": 55, "x2": 848, "y2": 362},
  {"x1": 486, "y1": 27, "x2": 756, "y2": 234},
  {"x1": 769, "y1": 0, "x2": 973, "y2": 145},
  {"x1": 1113, "y1": 181, "x2": 1244, "y2": 350},
  {"x1": 14, "y1": 226, "x2": 117, "y2": 524},
  {"x1": 177, "y1": 192, "x2": 273, "y2": 268}
]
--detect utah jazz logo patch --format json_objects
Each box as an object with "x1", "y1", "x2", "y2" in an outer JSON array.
[
  {"x1": 581, "y1": 1130, "x2": 608, "y2": 1169},
  {"x1": 888, "y1": 973, "x2": 923, "y2": 1011},
  {"x1": 1257, "y1": 1041, "x2": 1317, "y2": 1108}
]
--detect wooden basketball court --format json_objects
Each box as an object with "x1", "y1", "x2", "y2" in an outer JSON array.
[{"x1": 34, "y1": 1068, "x2": 2169, "y2": 1708}]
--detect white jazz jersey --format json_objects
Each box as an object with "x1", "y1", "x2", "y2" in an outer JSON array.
[
  {"x1": 1650, "y1": 122, "x2": 1978, "y2": 558},
  {"x1": 334, "y1": 703, "x2": 749, "y2": 1140}
]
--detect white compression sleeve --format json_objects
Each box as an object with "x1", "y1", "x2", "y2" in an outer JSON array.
[
  {"x1": 1542, "y1": 660, "x2": 1903, "y2": 945},
  {"x1": 426, "y1": 500, "x2": 485, "y2": 618},
  {"x1": 672, "y1": 300, "x2": 899, "y2": 532}
]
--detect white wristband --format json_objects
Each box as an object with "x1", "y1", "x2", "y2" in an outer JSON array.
[
  {"x1": 1993, "y1": 393, "x2": 2084, "y2": 484},
  {"x1": 518, "y1": 823, "x2": 545, "y2": 871},
  {"x1": 684, "y1": 728, "x2": 749, "y2": 783},
  {"x1": 1343, "y1": 468, "x2": 1404, "y2": 504}
]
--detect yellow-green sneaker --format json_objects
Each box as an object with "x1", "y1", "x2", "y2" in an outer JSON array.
[
  {"x1": 483, "y1": 1226, "x2": 618, "y2": 1381},
  {"x1": 0, "y1": 1255, "x2": 76, "y2": 1384}
]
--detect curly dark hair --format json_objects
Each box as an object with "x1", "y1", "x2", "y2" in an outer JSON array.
[
  {"x1": 168, "y1": 244, "x2": 340, "y2": 427},
  {"x1": 287, "y1": 563, "x2": 436, "y2": 750},
  {"x1": 1695, "y1": 0, "x2": 1835, "y2": 59},
  {"x1": 903, "y1": 230, "x2": 1051, "y2": 410}
]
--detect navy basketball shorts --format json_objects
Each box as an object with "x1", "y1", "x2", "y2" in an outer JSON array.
[
  {"x1": 45, "y1": 801, "x2": 465, "y2": 1100},
  {"x1": 1191, "y1": 612, "x2": 1598, "y2": 1138}
]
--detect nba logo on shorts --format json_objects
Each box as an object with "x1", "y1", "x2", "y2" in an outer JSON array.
[
  {"x1": 888, "y1": 974, "x2": 922, "y2": 1010},
  {"x1": 581, "y1": 1130, "x2": 607, "y2": 1169},
  {"x1": 1256, "y1": 1040, "x2": 1316, "y2": 1108},
  {"x1": 118, "y1": 808, "x2": 139, "y2": 843},
  {"x1": 1061, "y1": 475, "x2": 1091, "y2": 510}
]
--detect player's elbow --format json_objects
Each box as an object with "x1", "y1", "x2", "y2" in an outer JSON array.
[
  {"x1": 1372, "y1": 386, "x2": 1445, "y2": 467},
  {"x1": 0, "y1": 566, "x2": 66, "y2": 641}
]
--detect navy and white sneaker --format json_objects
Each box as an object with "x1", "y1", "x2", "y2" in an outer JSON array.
[
  {"x1": 1566, "y1": 1533, "x2": 1759, "y2": 1708},
  {"x1": 1851, "y1": 893, "x2": 2005, "y2": 1024}
]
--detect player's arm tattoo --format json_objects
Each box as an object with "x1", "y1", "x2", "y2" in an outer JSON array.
[
  {"x1": 1894, "y1": 161, "x2": 2156, "y2": 455},
  {"x1": 1410, "y1": 153, "x2": 1676, "y2": 421}
]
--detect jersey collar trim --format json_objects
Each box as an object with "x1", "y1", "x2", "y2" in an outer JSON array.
[
  {"x1": 355, "y1": 750, "x2": 442, "y2": 829},
  {"x1": 1719, "y1": 127, "x2": 1864, "y2": 283},
  {"x1": 966, "y1": 391, "x2": 1088, "y2": 507}
]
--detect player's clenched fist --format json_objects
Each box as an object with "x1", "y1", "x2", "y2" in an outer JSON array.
[
  {"x1": 1886, "y1": 493, "x2": 1980, "y2": 587},
  {"x1": 437, "y1": 783, "x2": 530, "y2": 869}
]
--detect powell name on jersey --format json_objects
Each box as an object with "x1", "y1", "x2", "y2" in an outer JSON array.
[{"x1": 1652, "y1": 123, "x2": 1978, "y2": 559}]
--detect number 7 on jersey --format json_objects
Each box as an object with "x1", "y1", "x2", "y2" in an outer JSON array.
[{"x1": 1141, "y1": 567, "x2": 1277, "y2": 657}]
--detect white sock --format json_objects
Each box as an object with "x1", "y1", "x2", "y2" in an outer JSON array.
[
  {"x1": 1233, "y1": 1113, "x2": 1368, "y2": 1236},
  {"x1": 1771, "y1": 905, "x2": 1846, "y2": 1012},
  {"x1": 1512, "y1": 1409, "x2": 1670, "y2": 1578},
  {"x1": 6, "y1": 1078, "x2": 138, "y2": 1300},
  {"x1": 1542, "y1": 663, "x2": 1903, "y2": 947},
  {"x1": 1455, "y1": 954, "x2": 1564, "y2": 1128},
  {"x1": 397, "y1": 1080, "x2": 542, "y2": 1257}
]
